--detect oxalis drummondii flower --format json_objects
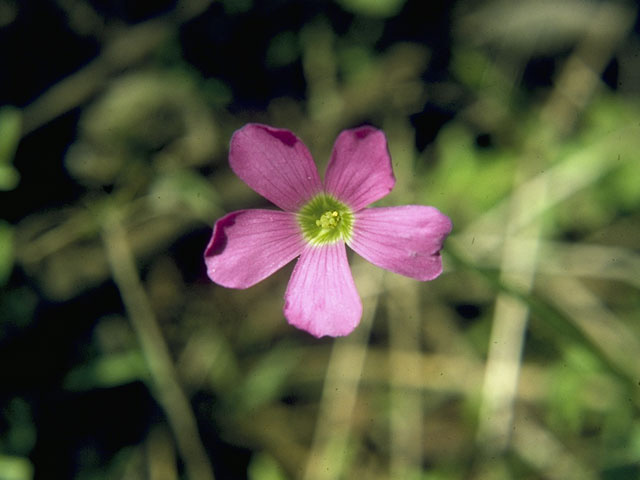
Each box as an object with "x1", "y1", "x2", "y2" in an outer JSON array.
[{"x1": 204, "y1": 124, "x2": 452, "y2": 337}]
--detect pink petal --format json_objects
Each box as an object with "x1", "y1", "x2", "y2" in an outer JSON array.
[
  {"x1": 230, "y1": 124, "x2": 323, "y2": 211},
  {"x1": 284, "y1": 243, "x2": 362, "y2": 337},
  {"x1": 348, "y1": 206, "x2": 452, "y2": 281},
  {"x1": 324, "y1": 126, "x2": 395, "y2": 211},
  {"x1": 204, "y1": 209, "x2": 304, "y2": 289}
]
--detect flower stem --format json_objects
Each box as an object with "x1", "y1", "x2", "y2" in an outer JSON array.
[{"x1": 102, "y1": 211, "x2": 214, "y2": 480}]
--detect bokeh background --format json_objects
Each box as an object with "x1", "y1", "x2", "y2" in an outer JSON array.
[{"x1": 1, "y1": 0, "x2": 640, "y2": 479}]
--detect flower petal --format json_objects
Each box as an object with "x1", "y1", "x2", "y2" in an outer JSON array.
[
  {"x1": 324, "y1": 126, "x2": 395, "y2": 211},
  {"x1": 230, "y1": 124, "x2": 323, "y2": 211},
  {"x1": 284, "y1": 243, "x2": 362, "y2": 337},
  {"x1": 348, "y1": 206, "x2": 452, "y2": 281},
  {"x1": 204, "y1": 209, "x2": 304, "y2": 288}
]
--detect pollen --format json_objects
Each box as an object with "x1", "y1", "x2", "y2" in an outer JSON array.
[
  {"x1": 297, "y1": 194, "x2": 354, "y2": 246},
  {"x1": 316, "y1": 210, "x2": 341, "y2": 229}
]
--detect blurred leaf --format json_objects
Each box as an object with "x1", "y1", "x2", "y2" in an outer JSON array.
[
  {"x1": 451, "y1": 48, "x2": 494, "y2": 91},
  {"x1": 338, "y1": 45, "x2": 375, "y2": 82},
  {"x1": 222, "y1": 0, "x2": 252, "y2": 14},
  {"x1": 0, "y1": 220, "x2": 14, "y2": 285},
  {"x1": 2, "y1": 398, "x2": 36, "y2": 455},
  {"x1": 0, "y1": 455, "x2": 33, "y2": 480},
  {"x1": 599, "y1": 419, "x2": 640, "y2": 477},
  {"x1": 585, "y1": 96, "x2": 640, "y2": 212},
  {"x1": 233, "y1": 344, "x2": 299, "y2": 412},
  {"x1": 602, "y1": 465, "x2": 640, "y2": 480},
  {"x1": 63, "y1": 141, "x2": 125, "y2": 188},
  {"x1": 0, "y1": 106, "x2": 21, "y2": 191},
  {"x1": 66, "y1": 70, "x2": 218, "y2": 186},
  {"x1": 0, "y1": 165, "x2": 19, "y2": 191},
  {"x1": 548, "y1": 95, "x2": 640, "y2": 235},
  {"x1": 455, "y1": 0, "x2": 633, "y2": 55},
  {"x1": 547, "y1": 344, "x2": 606, "y2": 433},
  {"x1": 149, "y1": 169, "x2": 220, "y2": 221},
  {"x1": 16, "y1": 201, "x2": 198, "y2": 301},
  {"x1": 607, "y1": 158, "x2": 640, "y2": 210},
  {"x1": 266, "y1": 31, "x2": 299, "y2": 68},
  {"x1": 0, "y1": 0, "x2": 18, "y2": 28},
  {"x1": 627, "y1": 424, "x2": 640, "y2": 469},
  {"x1": 0, "y1": 287, "x2": 36, "y2": 341},
  {"x1": 428, "y1": 122, "x2": 515, "y2": 224},
  {"x1": 63, "y1": 350, "x2": 150, "y2": 391},
  {"x1": 334, "y1": 0, "x2": 406, "y2": 18},
  {"x1": 202, "y1": 77, "x2": 233, "y2": 107},
  {"x1": 206, "y1": 331, "x2": 242, "y2": 392},
  {"x1": 248, "y1": 452, "x2": 289, "y2": 480},
  {"x1": 423, "y1": 469, "x2": 464, "y2": 480},
  {"x1": 0, "y1": 106, "x2": 21, "y2": 164}
]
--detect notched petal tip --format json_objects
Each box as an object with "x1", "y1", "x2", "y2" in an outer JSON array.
[
  {"x1": 352, "y1": 125, "x2": 378, "y2": 139},
  {"x1": 250, "y1": 123, "x2": 298, "y2": 146},
  {"x1": 204, "y1": 211, "x2": 236, "y2": 259}
]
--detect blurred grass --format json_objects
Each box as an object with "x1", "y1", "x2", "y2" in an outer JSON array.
[{"x1": 1, "y1": 0, "x2": 640, "y2": 479}]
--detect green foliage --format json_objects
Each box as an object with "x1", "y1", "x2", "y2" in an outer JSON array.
[
  {"x1": 428, "y1": 122, "x2": 516, "y2": 224},
  {"x1": 0, "y1": 398, "x2": 35, "y2": 480},
  {"x1": 548, "y1": 96, "x2": 640, "y2": 237},
  {"x1": 0, "y1": 455, "x2": 33, "y2": 480},
  {"x1": 248, "y1": 452, "x2": 289, "y2": 480},
  {"x1": 63, "y1": 350, "x2": 150, "y2": 391},
  {"x1": 0, "y1": 106, "x2": 21, "y2": 191},
  {"x1": 3, "y1": 0, "x2": 640, "y2": 478},
  {"x1": 149, "y1": 169, "x2": 221, "y2": 222},
  {"x1": 230, "y1": 343, "x2": 301, "y2": 413},
  {"x1": 0, "y1": 220, "x2": 13, "y2": 286},
  {"x1": 334, "y1": 0, "x2": 407, "y2": 18},
  {"x1": 547, "y1": 344, "x2": 606, "y2": 433},
  {"x1": 266, "y1": 31, "x2": 300, "y2": 68}
]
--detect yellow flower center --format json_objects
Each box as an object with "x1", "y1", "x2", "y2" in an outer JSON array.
[
  {"x1": 316, "y1": 210, "x2": 341, "y2": 229},
  {"x1": 297, "y1": 194, "x2": 354, "y2": 245}
]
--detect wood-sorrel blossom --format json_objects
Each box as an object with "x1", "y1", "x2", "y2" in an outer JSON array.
[{"x1": 204, "y1": 124, "x2": 452, "y2": 337}]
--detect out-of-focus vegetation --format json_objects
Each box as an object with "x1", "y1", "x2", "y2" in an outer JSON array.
[{"x1": 1, "y1": 0, "x2": 639, "y2": 479}]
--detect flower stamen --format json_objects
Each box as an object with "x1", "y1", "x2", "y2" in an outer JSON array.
[
  {"x1": 297, "y1": 194, "x2": 354, "y2": 245},
  {"x1": 316, "y1": 210, "x2": 341, "y2": 229}
]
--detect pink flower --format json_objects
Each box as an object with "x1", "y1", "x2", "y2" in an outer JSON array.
[{"x1": 204, "y1": 124, "x2": 452, "y2": 337}]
